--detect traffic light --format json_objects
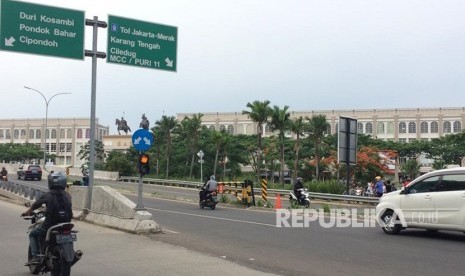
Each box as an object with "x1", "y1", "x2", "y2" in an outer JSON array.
[{"x1": 138, "y1": 153, "x2": 150, "y2": 176}]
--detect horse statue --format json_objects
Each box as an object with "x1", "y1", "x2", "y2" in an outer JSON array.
[
  {"x1": 140, "y1": 113, "x2": 150, "y2": 130},
  {"x1": 115, "y1": 117, "x2": 132, "y2": 135}
]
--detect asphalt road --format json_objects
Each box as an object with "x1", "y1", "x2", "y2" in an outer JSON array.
[{"x1": 9, "y1": 176, "x2": 465, "y2": 276}]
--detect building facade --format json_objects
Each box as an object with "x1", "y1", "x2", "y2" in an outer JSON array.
[
  {"x1": 0, "y1": 118, "x2": 109, "y2": 167},
  {"x1": 177, "y1": 107, "x2": 465, "y2": 143}
]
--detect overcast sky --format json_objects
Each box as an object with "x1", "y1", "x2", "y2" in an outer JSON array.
[{"x1": 1, "y1": 0, "x2": 465, "y2": 134}]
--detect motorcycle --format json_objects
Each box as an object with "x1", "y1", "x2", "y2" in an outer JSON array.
[
  {"x1": 289, "y1": 188, "x2": 311, "y2": 208},
  {"x1": 199, "y1": 187, "x2": 218, "y2": 210},
  {"x1": 22, "y1": 208, "x2": 82, "y2": 276}
]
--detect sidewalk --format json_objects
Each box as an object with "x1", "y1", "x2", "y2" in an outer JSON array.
[{"x1": 0, "y1": 199, "x2": 279, "y2": 276}]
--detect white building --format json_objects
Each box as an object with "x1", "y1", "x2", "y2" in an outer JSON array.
[
  {"x1": 177, "y1": 107, "x2": 464, "y2": 142},
  {"x1": 0, "y1": 118, "x2": 109, "y2": 167}
]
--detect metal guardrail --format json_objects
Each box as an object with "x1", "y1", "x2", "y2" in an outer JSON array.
[{"x1": 119, "y1": 177, "x2": 379, "y2": 205}]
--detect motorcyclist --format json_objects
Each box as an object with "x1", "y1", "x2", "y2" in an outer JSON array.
[
  {"x1": 21, "y1": 171, "x2": 72, "y2": 265},
  {"x1": 0, "y1": 167, "x2": 7, "y2": 180},
  {"x1": 201, "y1": 175, "x2": 218, "y2": 203},
  {"x1": 293, "y1": 177, "x2": 304, "y2": 203}
]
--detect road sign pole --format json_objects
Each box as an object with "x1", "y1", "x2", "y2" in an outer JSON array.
[
  {"x1": 84, "y1": 16, "x2": 107, "y2": 212},
  {"x1": 135, "y1": 174, "x2": 145, "y2": 210}
]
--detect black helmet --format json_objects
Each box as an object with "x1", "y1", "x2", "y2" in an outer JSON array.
[{"x1": 48, "y1": 171, "x2": 67, "y2": 190}]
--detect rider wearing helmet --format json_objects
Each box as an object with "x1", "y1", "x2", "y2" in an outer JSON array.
[
  {"x1": 200, "y1": 175, "x2": 218, "y2": 202},
  {"x1": 294, "y1": 177, "x2": 304, "y2": 203},
  {"x1": 22, "y1": 171, "x2": 73, "y2": 264}
]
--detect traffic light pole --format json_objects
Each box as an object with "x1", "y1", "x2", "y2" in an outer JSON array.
[{"x1": 135, "y1": 151, "x2": 146, "y2": 210}]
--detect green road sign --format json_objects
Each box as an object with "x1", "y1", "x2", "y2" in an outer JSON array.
[
  {"x1": 107, "y1": 15, "x2": 177, "y2": 72},
  {"x1": 0, "y1": 0, "x2": 84, "y2": 59}
]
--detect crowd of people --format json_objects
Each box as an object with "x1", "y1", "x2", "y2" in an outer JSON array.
[{"x1": 363, "y1": 176, "x2": 399, "y2": 197}]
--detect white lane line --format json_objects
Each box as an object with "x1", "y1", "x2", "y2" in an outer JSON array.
[
  {"x1": 146, "y1": 207, "x2": 277, "y2": 228},
  {"x1": 163, "y1": 228, "x2": 180, "y2": 234}
]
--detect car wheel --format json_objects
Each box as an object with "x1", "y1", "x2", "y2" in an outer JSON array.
[{"x1": 380, "y1": 210, "x2": 402, "y2": 235}]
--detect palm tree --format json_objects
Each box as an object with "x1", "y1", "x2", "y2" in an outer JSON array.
[
  {"x1": 269, "y1": 105, "x2": 291, "y2": 185},
  {"x1": 211, "y1": 129, "x2": 225, "y2": 176},
  {"x1": 307, "y1": 114, "x2": 329, "y2": 181},
  {"x1": 242, "y1": 100, "x2": 272, "y2": 181},
  {"x1": 153, "y1": 115, "x2": 178, "y2": 178},
  {"x1": 290, "y1": 116, "x2": 307, "y2": 182},
  {"x1": 179, "y1": 113, "x2": 204, "y2": 178}
]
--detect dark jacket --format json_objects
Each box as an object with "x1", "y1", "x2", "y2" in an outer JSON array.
[
  {"x1": 30, "y1": 189, "x2": 72, "y2": 229},
  {"x1": 294, "y1": 181, "x2": 304, "y2": 194}
]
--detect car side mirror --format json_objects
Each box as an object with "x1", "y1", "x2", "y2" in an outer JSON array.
[{"x1": 400, "y1": 187, "x2": 406, "y2": 195}]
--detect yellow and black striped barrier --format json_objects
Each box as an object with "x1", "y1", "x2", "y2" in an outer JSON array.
[{"x1": 261, "y1": 179, "x2": 267, "y2": 202}]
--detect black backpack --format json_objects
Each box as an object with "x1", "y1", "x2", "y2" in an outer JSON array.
[{"x1": 47, "y1": 191, "x2": 73, "y2": 225}]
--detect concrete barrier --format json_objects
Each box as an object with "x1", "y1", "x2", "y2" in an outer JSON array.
[
  {"x1": 69, "y1": 186, "x2": 161, "y2": 234},
  {"x1": 0, "y1": 182, "x2": 161, "y2": 235}
]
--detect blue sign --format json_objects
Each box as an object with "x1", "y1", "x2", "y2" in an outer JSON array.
[{"x1": 132, "y1": 129, "x2": 154, "y2": 151}]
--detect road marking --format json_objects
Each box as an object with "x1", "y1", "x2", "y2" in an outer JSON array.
[
  {"x1": 162, "y1": 228, "x2": 179, "y2": 234},
  {"x1": 146, "y1": 207, "x2": 277, "y2": 228}
]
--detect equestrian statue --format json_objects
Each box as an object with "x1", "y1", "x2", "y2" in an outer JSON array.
[
  {"x1": 115, "y1": 117, "x2": 132, "y2": 135},
  {"x1": 140, "y1": 114, "x2": 150, "y2": 130}
]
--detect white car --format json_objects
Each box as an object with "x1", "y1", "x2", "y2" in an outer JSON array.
[{"x1": 376, "y1": 167, "x2": 465, "y2": 235}]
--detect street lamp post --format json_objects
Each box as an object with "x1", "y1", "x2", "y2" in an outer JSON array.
[{"x1": 24, "y1": 86, "x2": 71, "y2": 167}]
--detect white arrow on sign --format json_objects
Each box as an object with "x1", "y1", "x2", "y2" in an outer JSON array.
[
  {"x1": 134, "y1": 137, "x2": 142, "y2": 144},
  {"x1": 5, "y1": 37, "x2": 15, "y2": 47},
  {"x1": 165, "y1": 57, "x2": 173, "y2": 67},
  {"x1": 143, "y1": 137, "x2": 151, "y2": 146}
]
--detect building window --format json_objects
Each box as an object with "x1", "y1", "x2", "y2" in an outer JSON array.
[
  {"x1": 29, "y1": 129, "x2": 35, "y2": 139},
  {"x1": 365, "y1": 122, "x2": 373, "y2": 134},
  {"x1": 51, "y1": 143, "x2": 57, "y2": 152},
  {"x1": 408, "y1": 122, "x2": 416, "y2": 134},
  {"x1": 45, "y1": 129, "x2": 50, "y2": 139},
  {"x1": 453, "y1": 121, "x2": 461, "y2": 133},
  {"x1": 59, "y1": 143, "x2": 66, "y2": 152},
  {"x1": 443, "y1": 121, "x2": 451, "y2": 133},
  {"x1": 14, "y1": 130, "x2": 19, "y2": 139},
  {"x1": 431, "y1": 121, "x2": 439, "y2": 133},
  {"x1": 36, "y1": 130, "x2": 41, "y2": 139},
  {"x1": 219, "y1": 125, "x2": 226, "y2": 132},
  {"x1": 67, "y1": 129, "x2": 72, "y2": 139},
  {"x1": 227, "y1": 125, "x2": 234, "y2": 135},
  {"x1": 21, "y1": 129, "x2": 26, "y2": 138},
  {"x1": 5, "y1": 130, "x2": 11, "y2": 139},
  {"x1": 399, "y1": 122, "x2": 407, "y2": 133},
  {"x1": 60, "y1": 129, "x2": 66, "y2": 139},
  {"x1": 265, "y1": 123, "x2": 271, "y2": 135},
  {"x1": 0, "y1": 130, "x2": 3, "y2": 139},
  {"x1": 377, "y1": 122, "x2": 385, "y2": 134},
  {"x1": 77, "y1": 129, "x2": 82, "y2": 139},
  {"x1": 51, "y1": 129, "x2": 57, "y2": 139},
  {"x1": 85, "y1": 129, "x2": 90, "y2": 138},
  {"x1": 387, "y1": 122, "x2": 394, "y2": 134},
  {"x1": 420, "y1": 121, "x2": 428, "y2": 133},
  {"x1": 66, "y1": 143, "x2": 72, "y2": 152},
  {"x1": 357, "y1": 122, "x2": 364, "y2": 134},
  {"x1": 208, "y1": 125, "x2": 215, "y2": 131},
  {"x1": 398, "y1": 138, "x2": 407, "y2": 143}
]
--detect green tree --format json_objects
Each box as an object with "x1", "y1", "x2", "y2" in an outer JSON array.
[
  {"x1": 105, "y1": 150, "x2": 136, "y2": 176},
  {"x1": 269, "y1": 105, "x2": 291, "y2": 185},
  {"x1": 290, "y1": 116, "x2": 307, "y2": 182},
  {"x1": 307, "y1": 114, "x2": 329, "y2": 181},
  {"x1": 242, "y1": 100, "x2": 272, "y2": 180},
  {"x1": 178, "y1": 113, "x2": 204, "y2": 178},
  {"x1": 401, "y1": 159, "x2": 421, "y2": 179},
  {"x1": 77, "y1": 140, "x2": 106, "y2": 172},
  {"x1": 153, "y1": 115, "x2": 178, "y2": 178}
]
